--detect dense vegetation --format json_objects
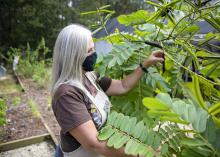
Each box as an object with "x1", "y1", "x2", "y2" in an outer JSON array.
[
  {"x1": 0, "y1": 0, "x2": 220, "y2": 157},
  {"x1": 0, "y1": 0, "x2": 150, "y2": 55},
  {"x1": 91, "y1": 1, "x2": 220, "y2": 157}
]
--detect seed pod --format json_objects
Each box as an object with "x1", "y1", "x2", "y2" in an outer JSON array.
[{"x1": 162, "y1": 53, "x2": 165, "y2": 73}]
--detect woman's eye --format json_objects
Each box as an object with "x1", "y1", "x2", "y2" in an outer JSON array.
[{"x1": 88, "y1": 49, "x2": 92, "y2": 53}]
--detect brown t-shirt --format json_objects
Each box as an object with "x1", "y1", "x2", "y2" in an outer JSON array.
[{"x1": 52, "y1": 73, "x2": 112, "y2": 152}]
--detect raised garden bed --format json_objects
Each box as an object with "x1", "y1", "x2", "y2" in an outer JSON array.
[{"x1": 0, "y1": 74, "x2": 60, "y2": 156}]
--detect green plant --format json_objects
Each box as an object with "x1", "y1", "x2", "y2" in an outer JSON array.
[
  {"x1": 32, "y1": 61, "x2": 51, "y2": 89},
  {"x1": 99, "y1": 111, "x2": 185, "y2": 157},
  {"x1": 12, "y1": 96, "x2": 21, "y2": 106},
  {"x1": 47, "y1": 96, "x2": 52, "y2": 109},
  {"x1": 0, "y1": 98, "x2": 7, "y2": 126},
  {"x1": 7, "y1": 38, "x2": 52, "y2": 88},
  {"x1": 27, "y1": 99, "x2": 40, "y2": 118},
  {"x1": 85, "y1": 0, "x2": 220, "y2": 156}
]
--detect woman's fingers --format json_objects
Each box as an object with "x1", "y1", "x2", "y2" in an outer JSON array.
[
  {"x1": 152, "y1": 50, "x2": 164, "y2": 57},
  {"x1": 156, "y1": 57, "x2": 164, "y2": 62}
]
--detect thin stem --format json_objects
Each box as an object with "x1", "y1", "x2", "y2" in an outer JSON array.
[
  {"x1": 96, "y1": 7, "x2": 113, "y2": 45},
  {"x1": 154, "y1": 17, "x2": 166, "y2": 41},
  {"x1": 163, "y1": 48, "x2": 220, "y2": 85},
  {"x1": 199, "y1": 4, "x2": 220, "y2": 10},
  {"x1": 167, "y1": 3, "x2": 218, "y2": 40}
]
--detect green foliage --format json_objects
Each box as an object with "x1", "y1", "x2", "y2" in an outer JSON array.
[
  {"x1": 0, "y1": 0, "x2": 153, "y2": 57},
  {"x1": 32, "y1": 62, "x2": 51, "y2": 89},
  {"x1": 8, "y1": 38, "x2": 52, "y2": 89},
  {"x1": 0, "y1": 0, "x2": 82, "y2": 53},
  {"x1": 0, "y1": 98, "x2": 7, "y2": 126},
  {"x1": 98, "y1": 111, "x2": 185, "y2": 157},
  {"x1": 47, "y1": 96, "x2": 52, "y2": 109},
  {"x1": 12, "y1": 97, "x2": 21, "y2": 106},
  {"x1": 95, "y1": 1, "x2": 220, "y2": 156},
  {"x1": 27, "y1": 99, "x2": 40, "y2": 118},
  {"x1": 143, "y1": 93, "x2": 209, "y2": 133},
  {"x1": 117, "y1": 10, "x2": 150, "y2": 26}
]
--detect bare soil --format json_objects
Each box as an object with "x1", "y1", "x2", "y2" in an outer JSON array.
[{"x1": 0, "y1": 78, "x2": 60, "y2": 144}]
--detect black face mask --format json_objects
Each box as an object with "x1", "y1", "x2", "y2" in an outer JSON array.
[{"x1": 82, "y1": 52, "x2": 97, "y2": 71}]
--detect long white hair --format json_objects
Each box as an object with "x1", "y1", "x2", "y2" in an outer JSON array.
[{"x1": 51, "y1": 24, "x2": 92, "y2": 96}]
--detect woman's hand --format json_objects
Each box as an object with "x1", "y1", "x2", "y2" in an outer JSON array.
[
  {"x1": 105, "y1": 50, "x2": 165, "y2": 96},
  {"x1": 143, "y1": 50, "x2": 164, "y2": 68}
]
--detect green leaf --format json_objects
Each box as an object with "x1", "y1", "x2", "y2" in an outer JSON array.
[
  {"x1": 192, "y1": 75, "x2": 207, "y2": 110},
  {"x1": 114, "y1": 113, "x2": 124, "y2": 128},
  {"x1": 136, "y1": 144, "x2": 149, "y2": 155},
  {"x1": 143, "y1": 98, "x2": 169, "y2": 111},
  {"x1": 147, "y1": 110, "x2": 179, "y2": 118},
  {"x1": 187, "y1": 105, "x2": 197, "y2": 123},
  {"x1": 156, "y1": 93, "x2": 173, "y2": 107},
  {"x1": 203, "y1": 118, "x2": 217, "y2": 143},
  {"x1": 120, "y1": 115, "x2": 130, "y2": 132},
  {"x1": 198, "y1": 32, "x2": 216, "y2": 46},
  {"x1": 113, "y1": 134, "x2": 130, "y2": 149},
  {"x1": 209, "y1": 101, "x2": 220, "y2": 115},
  {"x1": 125, "y1": 139, "x2": 135, "y2": 155},
  {"x1": 107, "y1": 111, "x2": 117, "y2": 125},
  {"x1": 139, "y1": 128, "x2": 148, "y2": 143},
  {"x1": 212, "y1": 116, "x2": 220, "y2": 128},
  {"x1": 192, "y1": 109, "x2": 208, "y2": 133},
  {"x1": 134, "y1": 121, "x2": 145, "y2": 139},
  {"x1": 172, "y1": 100, "x2": 187, "y2": 115},
  {"x1": 129, "y1": 117, "x2": 137, "y2": 135},
  {"x1": 98, "y1": 127, "x2": 115, "y2": 140},
  {"x1": 152, "y1": 134, "x2": 161, "y2": 149},
  {"x1": 160, "y1": 116, "x2": 188, "y2": 124},
  {"x1": 161, "y1": 143, "x2": 168, "y2": 155},
  {"x1": 211, "y1": 108, "x2": 220, "y2": 116},
  {"x1": 146, "y1": 150, "x2": 155, "y2": 157},
  {"x1": 179, "y1": 25, "x2": 200, "y2": 36},
  {"x1": 146, "y1": 131, "x2": 155, "y2": 145},
  {"x1": 181, "y1": 148, "x2": 204, "y2": 157},
  {"x1": 204, "y1": 62, "x2": 220, "y2": 77},
  {"x1": 107, "y1": 132, "x2": 122, "y2": 147},
  {"x1": 181, "y1": 138, "x2": 207, "y2": 147},
  {"x1": 192, "y1": 147, "x2": 213, "y2": 157},
  {"x1": 108, "y1": 56, "x2": 117, "y2": 68},
  {"x1": 117, "y1": 10, "x2": 149, "y2": 26}
]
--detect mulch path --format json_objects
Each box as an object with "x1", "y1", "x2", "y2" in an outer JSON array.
[
  {"x1": 0, "y1": 78, "x2": 60, "y2": 144},
  {"x1": 21, "y1": 79, "x2": 60, "y2": 142}
]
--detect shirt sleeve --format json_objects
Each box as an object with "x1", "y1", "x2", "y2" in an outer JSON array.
[
  {"x1": 54, "y1": 91, "x2": 92, "y2": 134},
  {"x1": 96, "y1": 74, "x2": 112, "y2": 92}
]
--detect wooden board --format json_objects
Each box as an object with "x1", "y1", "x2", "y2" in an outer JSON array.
[{"x1": 0, "y1": 133, "x2": 54, "y2": 152}]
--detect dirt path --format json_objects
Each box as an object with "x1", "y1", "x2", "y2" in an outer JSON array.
[
  {"x1": 0, "y1": 77, "x2": 60, "y2": 145},
  {"x1": 0, "y1": 92, "x2": 47, "y2": 143},
  {"x1": 21, "y1": 79, "x2": 60, "y2": 143}
]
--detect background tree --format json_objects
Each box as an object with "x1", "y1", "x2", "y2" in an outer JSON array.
[{"x1": 0, "y1": 0, "x2": 149, "y2": 60}]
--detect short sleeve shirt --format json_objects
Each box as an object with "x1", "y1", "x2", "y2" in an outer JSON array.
[{"x1": 52, "y1": 73, "x2": 112, "y2": 152}]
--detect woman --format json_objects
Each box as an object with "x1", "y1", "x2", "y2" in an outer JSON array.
[{"x1": 51, "y1": 24, "x2": 164, "y2": 157}]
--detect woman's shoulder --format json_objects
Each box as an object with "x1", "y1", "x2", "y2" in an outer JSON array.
[{"x1": 53, "y1": 84, "x2": 85, "y2": 102}]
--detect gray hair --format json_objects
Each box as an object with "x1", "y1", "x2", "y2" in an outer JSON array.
[{"x1": 51, "y1": 24, "x2": 92, "y2": 96}]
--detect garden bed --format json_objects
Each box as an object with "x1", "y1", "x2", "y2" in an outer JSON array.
[
  {"x1": 0, "y1": 92, "x2": 48, "y2": 143},
  {"x1": 0, "y1": 76, "x2": 60, "y2": 154},
  {"x1": 21, "y1": 78, "x2": 60, "y2": 143},
  {"x1": 0, "y1": 75, "x2": 23, "y2": 95}
]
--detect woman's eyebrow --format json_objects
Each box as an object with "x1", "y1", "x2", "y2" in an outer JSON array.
[{"x1": 88, "y1": 48, "x2": 93, "y2": 51}]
